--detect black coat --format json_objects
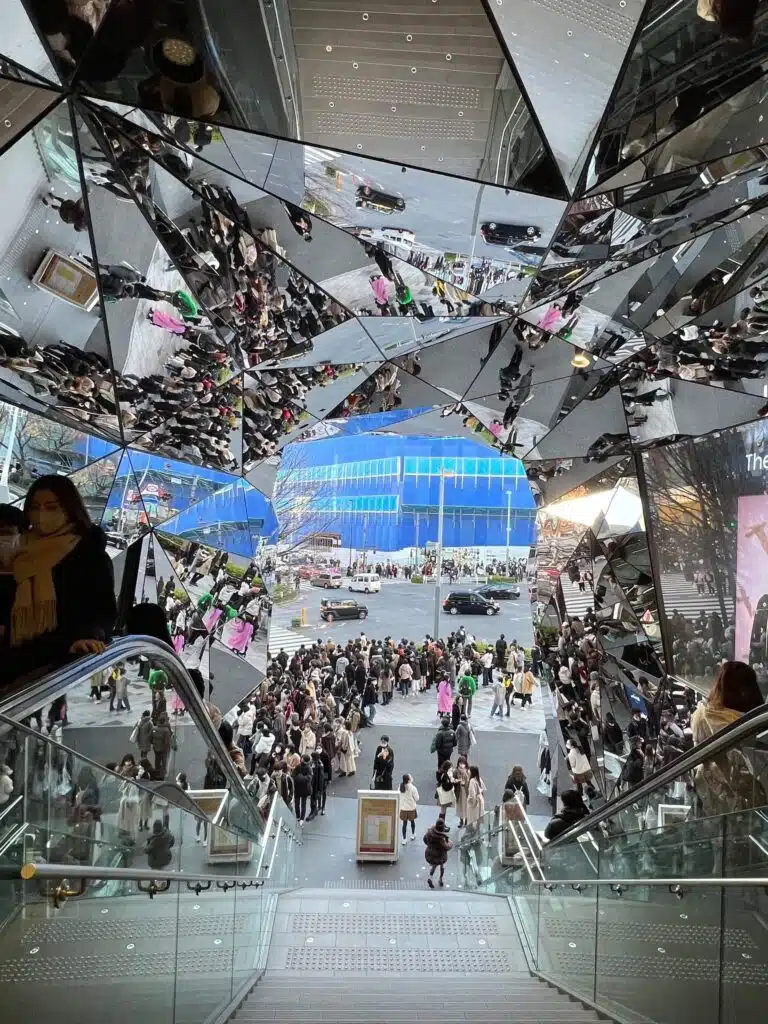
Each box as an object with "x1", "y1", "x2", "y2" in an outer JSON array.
[
  {"x1": 293, "y1": 762, "x2": 313, "y2": 797},
  {"x1": 433, "y1": 726, "x2": 456, "y2": 762},
  {"x1": 372, "y1": 751, "x2": 394, "y2": 790},
  {"x1": 0, "y1": 525, "x2": 116, "y2": 684}
]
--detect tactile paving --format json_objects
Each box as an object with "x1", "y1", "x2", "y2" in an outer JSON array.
[
  {"x1": 543, "y1": 917, "x2": 758, "y2": 949},
  {"x1": 313, "y1": 112, "x2": 477, "y2": 140},
  {"x1": 289, "y1": 913, "x2": 498, "y2": 935},
  {"x1": 0, "y1": 949, "x2": 235, "y2": 984},
  {"x1": 310, "y1": 75, "x2": 481, "y2": 109},
  {"x1": 23, "y1": 913, "x2": 253, "y2": 942},
  {"x1": 280, "y1": 946, "x2": 514, "y2": 973}
]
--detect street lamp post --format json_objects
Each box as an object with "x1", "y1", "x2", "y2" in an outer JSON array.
[
  {"x1": 505, "y1": 490, "x2": 512, "y2": 573},
  {"x1": 433, "y1": 468, "x2": 453, "y2": 641}
]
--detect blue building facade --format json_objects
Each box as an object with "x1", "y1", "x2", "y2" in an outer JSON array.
[{"x1": 277, "y1": 435, "x2": 536, "y2": 553}]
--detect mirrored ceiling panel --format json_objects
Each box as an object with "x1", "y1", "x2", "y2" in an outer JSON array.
[
  {"x1": 584, "y1": 0, "x2": 768, "y2": 191},
  {"x1": 0, "y1": 101, "x2": 124, "y2": 442},
  {"x1": 283, "y1": 0, "x2": 567, "y2": 196}
]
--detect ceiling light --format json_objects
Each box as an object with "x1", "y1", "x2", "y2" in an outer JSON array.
[{"x1": 571, "y1": 348, "x2": 591, "y2": 368}]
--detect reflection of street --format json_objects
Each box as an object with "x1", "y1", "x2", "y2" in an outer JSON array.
[
  {"x1": 122, "y1": 242, "x2": 190, "y2": 378},
  {"x1": 319, "y1": 262, "x2": 467, "y2": 316},
  {"x1": 269, "y1": 579, "x2": 534, "y2": 650}
]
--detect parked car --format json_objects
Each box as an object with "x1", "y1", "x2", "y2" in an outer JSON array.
[
  {"x1": 310, "y1": 571, "x2": 343, "y2": 590},
  {"x1": 320, "y1": 598, "x2": 368, "y2": 622},
  {"x1": 355, "y1": 184, "x2": 406, "y2": 213},
  {"x1": 476, "y1": 583, "x2": 520, "y2": 601},
  {"x1": 297, "y1": 565, "x2": 321, "y2": 579},
  {"x1": 443, "y1": 591, "x2": 500, "y2": 616},
  {"x1": 480, "y1": 221, "x2": 541, "y2": 245},
  {"x1": 349, "y1": 572, "x2": 381, "y2": 593}
]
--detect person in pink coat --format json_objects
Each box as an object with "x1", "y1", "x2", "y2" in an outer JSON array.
[
  {"x1": 437, "y1": 678, "x2": 453, "y2": 716},
  {"x1": 369, "y1": 274, "x2": 390, "y2": 311},
  {"x1": 538, "y1": 302, "x2": 562, "y2": 333}
]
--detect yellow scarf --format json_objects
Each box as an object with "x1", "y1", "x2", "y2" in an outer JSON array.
[{"x1": 11, "y1": 526, "x2": 79, "y2": 646}]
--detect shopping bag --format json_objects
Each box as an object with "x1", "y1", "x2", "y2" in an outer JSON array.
[{"x1": 536, "y1": 770, "x2": 552, "y2": 798}]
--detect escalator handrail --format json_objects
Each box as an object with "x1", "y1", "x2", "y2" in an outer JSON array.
[
  {"x1": 528, "y1": 876, "x2": 768, "y2": 888},
  {"x1": 17, "y1": 862, "x2": 270, "y2": 885},
  {"x1": 0, "y1": 635, "x2": 277, "y2": 843},
  {"x1": 547, "y1": 699, "x2": 768, "y2": 850}
]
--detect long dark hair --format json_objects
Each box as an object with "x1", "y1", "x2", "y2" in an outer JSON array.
[
  {"x1": 23, "y1": 475, "x2": 92, "y2": 535},
  {"x1": 708, "y1": 661, "x2": 763, "y2": 714},
  {"x1": 399, "y1": 773, "x2": 411, "y2": 793}
]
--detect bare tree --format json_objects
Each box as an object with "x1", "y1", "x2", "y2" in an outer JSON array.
[
  {"x1": 643, "y1": 429, "x2": 749, "y2": 620},
  {"x1": 271, "y1": 442, "x2": 340, "y2": 558}
]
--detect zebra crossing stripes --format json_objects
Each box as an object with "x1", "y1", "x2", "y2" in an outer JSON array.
[
  {"x1": 267, "y1": 624, "x2": 315, "y2": 657},
  {"x1": 658, "y1": 573, "x2": 734, "y2": 620},
  {"x1": 560, "y1": 579, "x2": 596, "y2": 618},
  {"x1": 559, "y1": 573, "x2": 734, "y2": 626}
]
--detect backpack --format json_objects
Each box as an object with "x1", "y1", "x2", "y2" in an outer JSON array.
[{"x1": 459, "y1": 677, "x2": 472, "y2": 697}]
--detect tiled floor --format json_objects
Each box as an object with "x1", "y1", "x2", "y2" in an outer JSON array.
[
  {"x1": 372, "y1": 676, "x2": 545, "y2": 735},
  {"x1": 266, "y1": 888, "x2": 530, "y2": 977}
]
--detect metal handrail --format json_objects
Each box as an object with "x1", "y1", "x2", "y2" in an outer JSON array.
[
  {"x1": 17, "y1": 863, "x2": 265, "y2": 885},
  {"x1": 533, "y1": 877, "x2": 768, "y2": 889},
  {"x1": 547, "y1": 700, "x2": 768, "y2": 849},
  {"x1": 0, "y1": 636, "x2": 275, "y2": 844}
]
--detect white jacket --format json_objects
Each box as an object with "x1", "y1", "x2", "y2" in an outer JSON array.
[
  {"x1": 236, "y1": 706, "x2": 256, "y2": 738},
  {"x1": 568, "y1": 747, "x2": 591, "y2": 775},
  {"x1": 399, "y1": 782, "x2": 419, "y2": 813},
  {"x1": 252, "y1": 731, "x2": 274, "y2": 757}
]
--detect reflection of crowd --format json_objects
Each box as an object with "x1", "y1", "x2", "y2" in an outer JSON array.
[
  {"x1": 168, "y1": 543, "x2": 271, "y2": 663},
  {"x1": 243, "y1": 363, "x2": 360, "y2": 463}
]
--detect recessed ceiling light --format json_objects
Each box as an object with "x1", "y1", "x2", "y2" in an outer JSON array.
[{"x1": 325, "y1": 45, "x2": 333, "y2": 52}]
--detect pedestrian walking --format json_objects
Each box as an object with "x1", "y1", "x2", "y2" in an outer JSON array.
[
  {"x1": 423, "y1": 818, "x2": 452, "y2": 887},
  {"x1": 436, "y1": 760, "x2": 456, "y2": 821},
  {"x1": 399, "y1": 773, "x2": 419, "y2": 841},
  {"x1": 466, "y1": 766, "x2": 486, "y2": 828}
]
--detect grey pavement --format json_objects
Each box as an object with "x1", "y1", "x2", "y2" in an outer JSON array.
[{"x1": 270, "y1": 578, "x2": 535, "y2": 650}]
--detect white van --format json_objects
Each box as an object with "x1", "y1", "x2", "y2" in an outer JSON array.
[{"x1": 349, "y1": 572, "x2": 381, "y2": 594}]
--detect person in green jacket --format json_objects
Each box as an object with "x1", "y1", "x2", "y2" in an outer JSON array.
[
  {"x1": 148, "y1": 667, "x2": 168, "y2": 723},
  {"x1": 457, "y1": 671, "x2": 476, "y2": 716}
]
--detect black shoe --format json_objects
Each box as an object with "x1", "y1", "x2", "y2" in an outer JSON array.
[{"x1": 427, "y1": 878, "x2": 435, "y2": 888}]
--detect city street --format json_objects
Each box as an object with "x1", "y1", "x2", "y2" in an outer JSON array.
[{"x1": 269, "y1": 577, "x2": 534, "y2": 651}]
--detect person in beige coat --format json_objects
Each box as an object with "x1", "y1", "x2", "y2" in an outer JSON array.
[{"x1": 466, "y1": 766, "x2": 486, "y2": 827}]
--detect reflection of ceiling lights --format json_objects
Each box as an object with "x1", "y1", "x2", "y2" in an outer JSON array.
[
  {"x1": 543, "y1": 487, "x2": 643, "y2": 531},
  {"x1": 571, "y1": 348, "x2": 591, "y2": 368}
]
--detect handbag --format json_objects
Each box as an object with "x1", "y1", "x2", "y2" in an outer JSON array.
[
  {"x1": 129, "y1": 722, "x2": 139, "y2": 745},
  {"x1": 536, "y1": 770, "x2": 552, "y2": 798}
]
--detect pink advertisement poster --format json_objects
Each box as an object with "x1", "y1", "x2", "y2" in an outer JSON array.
[{"x1": 735, "y1": 495, "x2": 768, "y2": 663}]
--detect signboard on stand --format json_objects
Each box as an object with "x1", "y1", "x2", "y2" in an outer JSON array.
[{"x1": 355, "y1": 790, "x2": 400, "y2": 862}]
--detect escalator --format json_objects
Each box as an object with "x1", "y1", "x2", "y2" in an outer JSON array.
[
  {"x1": 0, "y1": 636, "x2": 299, "y2": 1024},
  {"x1": 455, "y1": 700, "x2": 768, "y2": 1022}
]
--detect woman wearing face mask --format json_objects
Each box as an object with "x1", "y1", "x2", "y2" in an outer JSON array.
[{"x1": 0, "y1": 476, "x2": 117, "y2": 685}]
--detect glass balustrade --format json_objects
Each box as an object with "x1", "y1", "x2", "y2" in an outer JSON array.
[{"x1": 0, "y1": 710, "x2": 295, "y2": 1024}]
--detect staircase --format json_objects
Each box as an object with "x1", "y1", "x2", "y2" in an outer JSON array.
[{"x1": 233, "y1": 889, "x2": 608, "y2": 1023}]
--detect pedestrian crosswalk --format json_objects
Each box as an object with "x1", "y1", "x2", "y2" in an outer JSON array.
[
  {"x1": 267, "y1": 624, "x2": 316, "y2": 657},
  {"x1": 560, "y1": 579, "x2": 597, "y2": 618},
  {"x1": 658, "y1": 572, "x2": 734, "y2": 621},
  {"x1": 560, "y1": 572, "x2": 734, "y2": 625}
]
